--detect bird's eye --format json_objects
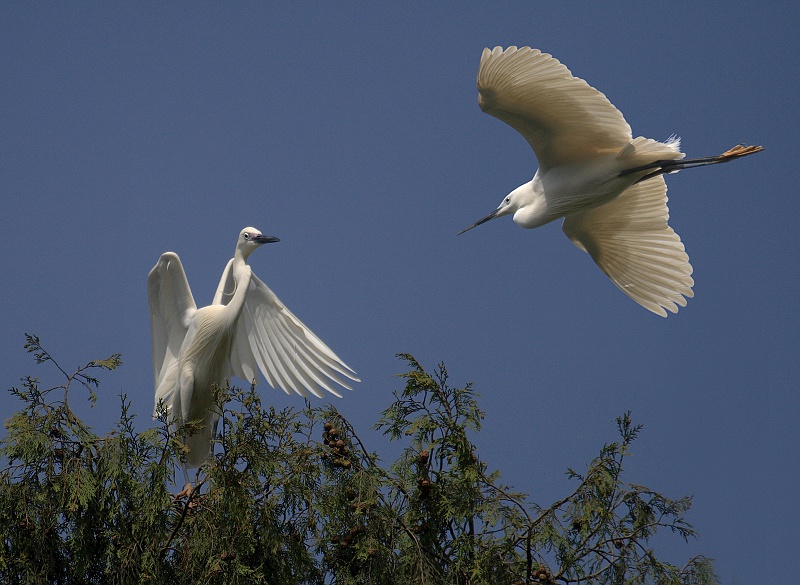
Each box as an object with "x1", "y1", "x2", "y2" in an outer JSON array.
[
  {"x1": 243, "y1": 233, "x2": 250, "y2": 240},
  {"x1": 504, "y1": 197, "x2": 511, "y2": 204}
]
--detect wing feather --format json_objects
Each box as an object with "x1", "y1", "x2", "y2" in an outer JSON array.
[
  {"x1": 562, "y1": 177, "x2": 694, "y2": 317},
  {"x1": 251, "y1": 313, "x2": 315, "y2": 397},
  {"x1": 229, "y1": 318, "x2": 258, "y2": 384},
  {"x1": 260, "y1": 312, "x2": 352, "y2": 396},
  {"x1": 263, "y1": 299, "x2": 357, "y2": 381},
  {"x1": 228, "y1": 272, "x2": 359, "y2": 398},
  {"x1": 477, "y1": 46, "x2": 632, "y2": 170},
  {"x1": 147, "y1": 252, "x2": 197, "y2": 414},
  {"x1": 245, "y1": 318, "x2": 284, "y2": 390}
]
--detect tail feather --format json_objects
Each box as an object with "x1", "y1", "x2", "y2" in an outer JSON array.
[{"x1": 618, "y1": 136, "x2": 685, "y2": 165}]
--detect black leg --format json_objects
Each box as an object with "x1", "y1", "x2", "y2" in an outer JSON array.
[{"x1": 619, "y1": 144, "x2": 764, "y2": 183}]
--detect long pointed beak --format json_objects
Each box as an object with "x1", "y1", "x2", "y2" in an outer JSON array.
[
  {"x1": 457, "y1": 208, "x2": 501, "y2": 235},
  {"x1": 254, "y1": 235, "x2": 280, "y2": 244}
]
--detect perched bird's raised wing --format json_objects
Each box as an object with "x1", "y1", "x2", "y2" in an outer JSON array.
[
  {"x1": 222, "y1": 270, "x2": 360, "y2": 398},
  {"x1": 478, "y1": 46, "x2": 633, "y2": 171},
  {"x1": 562, "y1": 176, "x2": 694, "y2": 317},
  {"x1": 148, "y1": 252, "x2": 197, "y2": 414}
]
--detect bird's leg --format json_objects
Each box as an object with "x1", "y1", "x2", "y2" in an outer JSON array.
[
  {"x1": 619, "y1": 144, "x2": 764, "y2": 184},
  {"x1": 174, "y1": 473, "x2": 200, "y2": 515},
  {"x1": 210, "y1": 418, "x2": 220, "y2": 460},
  {"x1": 174, "y1": 461, "x2": 193, "y2": 500}
]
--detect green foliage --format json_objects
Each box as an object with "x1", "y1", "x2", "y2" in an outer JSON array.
[{"x1": 0, "y1": 338, "x2": 718, "y2": 585}]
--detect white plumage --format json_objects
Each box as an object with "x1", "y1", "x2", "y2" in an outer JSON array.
[
  {"x1": 149, "y1": 227, "x2": 359, "y2": 467},
  {"x1": 460, "y1": 46, "x2": 763, "y2": 316}
]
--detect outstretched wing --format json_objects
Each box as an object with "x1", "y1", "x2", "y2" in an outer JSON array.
[
  {"x1": 562, "y1": 177, "x2": 694, "y2": 317},
  {"x1": 477, "y1": 46, "x2": 632, "y2": 171},
  {"x1": 147, "y1": 252, "x2": 197, "y2": 414},
  {"x1": 228, "y1": 272, "x2": 360, "y2": 398}
]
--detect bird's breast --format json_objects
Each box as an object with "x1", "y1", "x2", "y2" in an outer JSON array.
[{"x1": 181, "y1": 306, "x2": 236, "y2": 382}]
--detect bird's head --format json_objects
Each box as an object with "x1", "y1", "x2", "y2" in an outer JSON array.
[
  {"x1": 457, "y1": 182, "x2": 533, "y2": 235},
  {"x1": 236, "y1": 227, "x2": 280, "y2": 260}
]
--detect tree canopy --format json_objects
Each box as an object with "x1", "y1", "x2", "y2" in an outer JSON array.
[{"x1": 0, "y1": 336, "x2": 717, "y2": 584}]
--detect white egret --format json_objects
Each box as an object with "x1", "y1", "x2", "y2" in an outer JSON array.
[
  {"x1": 148, "y1": 227, "x2": 359, "y2": 479},
  {"x1": 459, "y1": 46, "x2": 763, "y2": 316}
]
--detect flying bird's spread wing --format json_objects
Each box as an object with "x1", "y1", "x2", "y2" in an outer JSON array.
[
  {"x1": 477, "y1": 46, "x2": 633, "y2": 171},
  {"x1": 227, "y1": 272, "x2": 360, "y2": 398},
  {"x1": 562, "y1": 176, "x2": 694, "y2": 317},
  {"x1": 148, "y1": 252, "x2": 197, "y2": 414}
]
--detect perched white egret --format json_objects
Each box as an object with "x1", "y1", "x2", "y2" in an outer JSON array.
[
  {"x1": 148, "y1": 227, "x2": 359, "y2": 474},
  {"x1": 459, "y1": 46, "x2": 763, "y2": 316}
]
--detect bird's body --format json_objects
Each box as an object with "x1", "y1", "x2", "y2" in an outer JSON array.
[
  {"x1": 509, "y1": 144, "x2": 667, "y2": 228},
  {"x1": 460, "y1": 46, "x2": 763, "y2": 316},
  {"x1": 149, "y1": 228, "x2": 359, "y2": 468},
  {"x1": 169, "y1": 302, "x2": 240, "y2": 466}
]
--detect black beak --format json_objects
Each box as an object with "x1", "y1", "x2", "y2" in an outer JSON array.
[
  {"x1": 254, "y1": 235, "x2": 280, "y2": 244},
  {"x1": 457, "y1": 208, "x2": 501, "y2": 235}
]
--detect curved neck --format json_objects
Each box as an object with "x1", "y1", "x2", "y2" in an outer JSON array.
[{"x1": 224, "y1": 257, "x2": 251, "y2": 322}]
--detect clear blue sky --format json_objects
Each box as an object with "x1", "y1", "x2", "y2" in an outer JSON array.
[{"x1": 2, "y1": 3, "x2": 797, "y2": 582}]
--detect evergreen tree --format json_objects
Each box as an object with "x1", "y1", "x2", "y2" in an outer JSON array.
[{"x1": 1, "y1": 336, "x2": 718, "y2": 584}]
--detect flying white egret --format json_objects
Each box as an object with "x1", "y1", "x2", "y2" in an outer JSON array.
[
  {"x1": 148, "y1": 227, "x2": 359, "y2": 479},
  {"x1": 459, "y1": 46, "x2": 764, "y2": 316}
]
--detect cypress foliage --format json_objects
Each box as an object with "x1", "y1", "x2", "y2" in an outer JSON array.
[{"x1": 1, "y1": 336, "x2": 718, "y2": 585}]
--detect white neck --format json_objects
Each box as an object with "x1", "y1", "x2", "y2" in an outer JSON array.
[
  {"x1": 223, "y1": 257, "x2": 251, "y2": 323},
  {"x1": 511, "y1": 178, "x2": 553, "y2": 229}
]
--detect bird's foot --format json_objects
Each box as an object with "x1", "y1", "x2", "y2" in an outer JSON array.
[
  {"x1": 174, "y1": 482, "x2": 194, "y2": 500},
  {"x1": 721, "y1": 144, "x2": 765, "y2": 158}
]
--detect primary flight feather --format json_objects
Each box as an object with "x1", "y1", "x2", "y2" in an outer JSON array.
[{"x1": 460, "y1": 46, "x2": 763, "y2": 316}]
